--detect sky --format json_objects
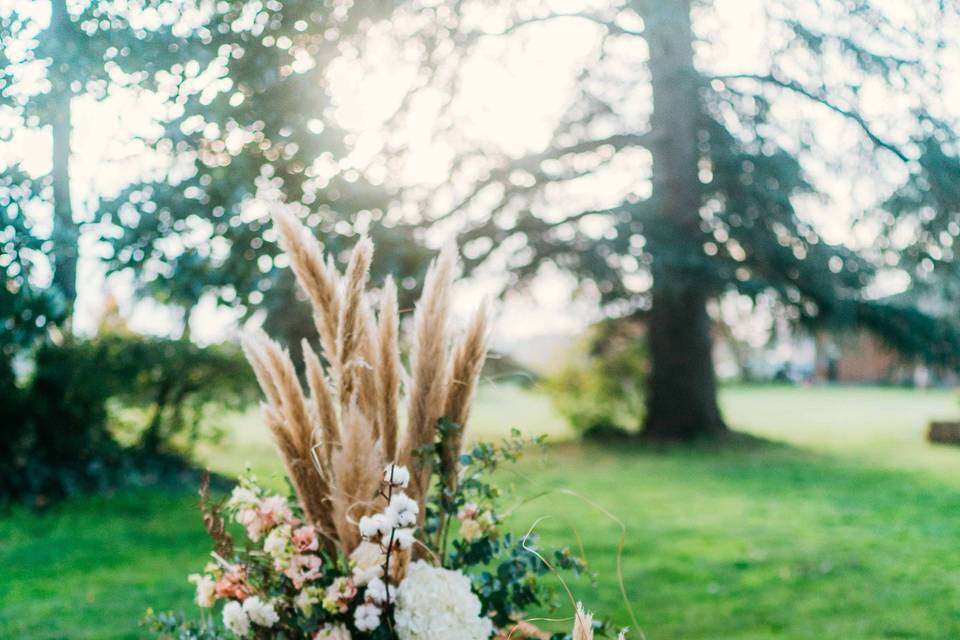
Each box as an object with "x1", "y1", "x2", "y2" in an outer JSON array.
[{"x1": 5, "y1": 0, "x2": 958, "y2": 352}]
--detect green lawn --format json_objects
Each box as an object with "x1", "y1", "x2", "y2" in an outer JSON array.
[{"x1": 3, "y1": 385, "x2": 960, "y2": 639}]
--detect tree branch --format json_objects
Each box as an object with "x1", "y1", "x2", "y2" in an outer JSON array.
[
  {"x1": 432, "y1": 132, "x2": 655, "y2": 223},
  {"x1": 474, "y1": 11, "x2": 644, "y2": 39},
  {"x1": 713, "y1": 73, "x2": 910, "y2": 162}
]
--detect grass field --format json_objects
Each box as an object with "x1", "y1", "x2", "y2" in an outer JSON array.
[{"x1": 3, "y1": 385, "x2": 960, "y2": 639}]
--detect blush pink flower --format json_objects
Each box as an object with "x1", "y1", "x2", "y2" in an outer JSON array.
[
  {"x1": 237, "y1": 496, "x2": 296, "y2": 541},
  {"x1": 458, "y1": 502, "x2": 480, "y2": 521},
  {"x1": 284, "y1": 554, "x2": 323, "y2": 589},
  {"x1": 325, "y1": 576, "x2": 358, "y2": 613},
  {"x1": 292, "y1": 525, "x2": 319, "y2": 553},
  {"x1": 215, "y1": 565, "x2": 252, "y2": 601}
]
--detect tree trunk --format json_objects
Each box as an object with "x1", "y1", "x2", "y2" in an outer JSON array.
[
  {"x1": 49, "y1": 0, "x2": 79, "y2": 317},
  {"x1": 641, "y1": 0, "x2": 726, "y2": 439}
]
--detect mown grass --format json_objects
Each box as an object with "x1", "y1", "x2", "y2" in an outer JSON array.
[{"x1": 3, "y1": 385, "x2": 960, "y2": 639}]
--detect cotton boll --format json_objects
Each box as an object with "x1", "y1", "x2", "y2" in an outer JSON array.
[
  {"x1": 359, "y1": 513, "x2": 393, "y2": 540},
  {"x1": 384, "y1": 463, "x2": 410, "y2": 488},
  {"x1": 364, "y1": 576, "x2": 395, "y2": 604},
  {"x1": 354, "y1": 602, "x2": 382, "y2": 631},
  {"x1": 387, "y1": 492, "x2": 419, "y2": 527},
  {"x1": 393, "y1": 528, "x2": 416, "y2": 550}
]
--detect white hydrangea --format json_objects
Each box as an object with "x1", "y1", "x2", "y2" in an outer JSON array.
[
  {"x1": 394, "y1": 561, "x2": 493, "y2": 640},
  {"x1": 243, "y1": 596, "x2": 279, "y2": 628},
  {"x1": 222, "y1": 600, "x2": 250, "y2": 637}
]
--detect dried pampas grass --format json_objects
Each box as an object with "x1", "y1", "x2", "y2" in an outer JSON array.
[
  {"x1": 242, "y1": 211, "x2": 489, "y2": 556},
  {"x1": 400, "y1": 244, "x2": 456, "y2": 508},
  {"x1": 572, "y1": 602, "x2": 595, "y2": 640}
]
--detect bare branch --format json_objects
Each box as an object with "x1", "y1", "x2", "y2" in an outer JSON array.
[
  {"x1": 713, "y1": 73, "x2": 909, "y2": 162},
  {"x1": 433, "y1": 132, "x2": 656, "y2": 223}
]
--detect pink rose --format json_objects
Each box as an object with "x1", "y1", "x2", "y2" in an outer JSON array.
[
  {"x1": 284, "y1": 554, "x2": 323, "y2": 589},
  {"x1": 292, "y1": 525, "x2": 319, "y2": 552}
]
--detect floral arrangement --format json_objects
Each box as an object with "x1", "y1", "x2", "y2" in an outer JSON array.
[{"x1": 147, "y1": 210, "x2": 632, "y2": 640}]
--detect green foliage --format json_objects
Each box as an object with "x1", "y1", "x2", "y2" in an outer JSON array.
[
  {"x1": 1, "y1": 334, "x2": 255, "y2": 504},
  {"x1": 547, "y1": 320, "x2": 647, "y2": 436},
  {"x1": 94, "y1": 0, "x2": 432, "y2": 351}
]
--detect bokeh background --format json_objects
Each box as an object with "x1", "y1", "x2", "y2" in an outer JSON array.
[{"x1": 4, "y1": 0, "x2": 960, "y2": 637}]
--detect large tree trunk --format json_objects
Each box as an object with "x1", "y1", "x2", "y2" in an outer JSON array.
[
  {"x1": 641, "y1": 0, "x2": 726, "y2": 439},
  {"x1": 49, "y1": 0, "x2": 79, "y2": 317}
]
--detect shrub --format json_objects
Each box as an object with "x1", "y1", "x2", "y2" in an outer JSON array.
[
  {"x1": 1, "y1": 334, "x2": 256, "y2": 505},
  {"x1": 546, "y1": 319, "x2": 647, "y2": 436}
]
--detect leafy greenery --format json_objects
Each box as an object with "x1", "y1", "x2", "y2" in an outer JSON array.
[
  {"x1": 1, "y1": 333, "x2": 255, "y2": 504},
  {"x1": 546, "y1": 320, "x2": 647, "y2": 436}
]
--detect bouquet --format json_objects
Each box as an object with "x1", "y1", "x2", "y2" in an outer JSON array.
[{"x1": 147, "y1": 210, "x2": 631, "y2": 639}]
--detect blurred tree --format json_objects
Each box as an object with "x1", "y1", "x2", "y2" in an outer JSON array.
[
  {"x1": 96, "y1": 0, "x2": 432, "y2": 349},
  {"x1": 393, "y1": 0, "x2": 960, "y2": 439},
  {"x1": 0, "y1": 0, "x2": 189, "y2": 323}
]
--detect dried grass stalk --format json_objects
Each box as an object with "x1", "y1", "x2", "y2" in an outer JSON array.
[
  {"x1": 336, "y1": 238, "x2": 374, "y2": 414},
  {"x1": 240, "y1": 334, "x2": 283, "y2": 409},
  {"x1": 245, "y1": 221, "x2": 491, "y2": 559},
  {"x1": 440, "y1": 299, "x2": 489, "y2": 490},
  {"x1": 272, "y1": 209, "x2": 341, "y2": 361},
  {"x1": 377, "y1": 276, "x2": 401, "y2": 461},
  {"x1": 400, "y1": 244, "x2": 456, "y2": 508},
  {"x1": 572, "y1": 602, "x2": 595, "y2": 640},
  {"x1": 330, "y1": 404, "x2": 384, "y2": 553},
  {"x1": 243, "y1": 332, "x2": 335, "y2": 546},
  {"x1": 302, "y1": 339, "x2": 340, "y2": 467}
]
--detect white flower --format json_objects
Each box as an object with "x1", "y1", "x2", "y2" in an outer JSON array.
[
  {"x1": 364, "y1": 576, "x2": 395, "y2": 605},
  {"x1": 228, "y1": 486, "x2": 258, "y2": 508},
  {"x1": 351, "y1": 541, "x2": 385, "y2": 585},
  {"x1": 394, "y1": 561, "x2": 493, "y2": 640},
  {"x1": 359, "y1": 513, "x2": 394, "y2": 540},
  {"x1": 354, "y1": 602, "x2": 382, "y2": 632},
  {"x1": 188, "y1": 573, "x2": 217, "y2": 608},
  {"x1": 243, "y1": 596, "x2": 279, "y2": 628},
  {"x1": 387, "y1": 492, "x2": 419, "y2": 527},
  {"x1": 264, "y1": 524, "x2": 292, "y2": 558},
  {"x1": 295, "y1": 587, "x2": 320, "y2": 615},
  {"x1": 393, "y1": 528, "x2": 416, "y2": 550},
  {"x1": 314, "y1": 624, "x2": 352, "y2": 640},
  {"x1": 222, "y1": 600, "x2": 250, "y2": 637},
  {"x1": 459, "y1": 519, "x2": 483, "y2": 542},
  {"x1": 383, "y1": 463, "x2": 410, "y2": 488}
]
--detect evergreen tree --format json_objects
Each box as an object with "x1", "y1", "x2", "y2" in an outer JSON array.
[
  {"x1": 394, "y1": 0, "x2": 960, "y2": 439},
  {"x1": 97, "y1": 0, "x2": 431, "y2": 347}
]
